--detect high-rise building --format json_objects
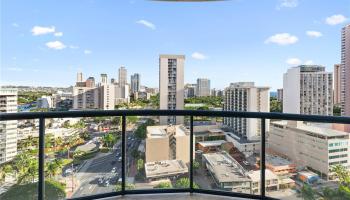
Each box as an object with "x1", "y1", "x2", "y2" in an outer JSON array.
[
  {"x1": 0, "y1": 88, "x2": 18, "y2": 164},
  {"x1": 277, "y1": 89, "x2": 283, "y2": 102},
  {"x1": 131, "y1": 73, "x2": 141, "y2": 94},
  {"x1": 196, "y1": 78, "x2": 211, "y2": 97},
  {"x1": 159, "y1": 54, "x2": 185, "y2": 125},
  {"x1": 77, "y1": 72, "x2": 83, "y2": 82},
  {"x1": 334, "y1": 64, "x2": 342, "y2": 105},
  {"x1": 118, "y1": 66, "x2": 127, "y2": 86},
  {"x1": 99, "y1": 74, "x2": 116, "y2": 110},
  {"x1": 184, "y1": 84, "x2": 196, "y2": 98},
  {"x1": 283, "y1": 65, "x2": 333, "y2": 115},
  {"x1": 223, "y1": 82, "x2": 270, "y2": 140},
  {"x1": 341, "y1": 24, "x2": 350, "y2": 117},
  {"x1": 73, "y1": 72, "x2": 99, "y2": 110}
]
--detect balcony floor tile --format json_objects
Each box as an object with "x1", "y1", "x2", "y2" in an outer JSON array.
[{"x1": 101, "y1": 193, "x2": 251, "y2": 200}]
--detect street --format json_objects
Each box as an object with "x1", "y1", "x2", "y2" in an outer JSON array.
[{"x1": 71, "y1": 129, "x2": 141, "y2": 198}]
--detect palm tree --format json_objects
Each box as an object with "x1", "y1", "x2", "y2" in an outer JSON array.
[
  {"x1": 102, "y1": 133, "x2": 116, "y2": 149},
  {"x1": 300, "y1": 184, "x2": 316, "y2": 200},
  {"x1": 45, "y1": 159, "x2": 63, "y2": 178},
  {"x1": 0, "y1": 165, "x2": 13, "y2": 183},
  {"x1": 54, "y1": 137, "x2": 63, "y2": 151}
]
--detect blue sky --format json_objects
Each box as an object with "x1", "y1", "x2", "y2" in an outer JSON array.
[{"x1": 1, "y1": 0, "x2": 349, "y2": 90}]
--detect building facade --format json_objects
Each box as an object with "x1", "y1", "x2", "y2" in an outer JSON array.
[
  {"x1": 334, "y1": 64, "x2": 342, "y2": 105},
  {"x1": 159, "y1": 54, "x2": 185, "y2": 125},
  {"x1": 0, "y1": 88, "x2": 18, "y2": 164},
  {"x1": 223, "y1": 82, "x2": 270, "y2": 140},
  {"x1": 184, "y1": 84, "x2": 196, "y2": 98},
  {"x1": 269, "y1": 121, "x2": 350, "y2": 179},
  {"x1": 130, "y1": 73, "x2": 140, "y2": 94},
  {"x1": 283, "y1": 65, "x2": 333, "y2": 115},
  {"x1": 118, "y1": 66, "x2": 127, "y2": 86},
  {"x1": 277, "y1": 88, "x2": 283, "y2": 102},
  {"x1": 196, "y1": 78, "x2": 211, "y2": 97},
  {"x1": 341, "y1": 24, "x2": 350, "y2": 117},
  {"x1": 145, "y1": 125, "x2": 190, "y2": 164}
]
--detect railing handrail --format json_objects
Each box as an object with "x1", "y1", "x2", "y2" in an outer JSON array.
[{"x1": 1, "y1": 109, "x2": 350, "y2": 124}]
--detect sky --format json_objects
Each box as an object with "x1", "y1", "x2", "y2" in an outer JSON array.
[{"x1": 1, "y1": 0, "x2": 349, "y2": 90}]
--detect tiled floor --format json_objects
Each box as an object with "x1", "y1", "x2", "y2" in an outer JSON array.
[{"x1": 102, "y1": 193, "x2": 250, "y2": 200}]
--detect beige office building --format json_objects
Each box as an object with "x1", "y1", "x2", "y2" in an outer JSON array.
[
  {"x1": 283, "y1": 65, "x2": 333, "y2": 115},
  {"x1": 0, "y1": 88, "x2": 18, "y2": 164},
  {"x1": 159, "y1": 55, "x2": 185, "y2": 125},
  {"x1": 145, "y1": 125, "x2": 190, "y2": 164},
  {"x1": 269, "y1": 121, "x2": 350, "y2": 179}
]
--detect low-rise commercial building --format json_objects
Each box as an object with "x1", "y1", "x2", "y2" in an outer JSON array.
[
  {"x1": 144, "y1": 160, "x2": 188, "y2": 181},
  {"x1": 146, "y1": 125, "x2": 190, "y2": 164},
  {"x1": 202, "y1": 152, "x2": 251, "y2": 193}
]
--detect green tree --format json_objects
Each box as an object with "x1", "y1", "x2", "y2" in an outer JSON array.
[
  {"x1": 0, "y1": 179, "x2": 66, "y2": 200},
  {"x1": 175, "y1": 178, "x2": 199, "y2": 189},
  {"x1": 270, "y1": 97, "x2": 282, "y2": 112},
  {"x1": 0, "y1": 165, "x2": 13, "y2": 183},
  {"x1": 154, "y1": 182, "x2": 172, "y2": 189},
  {"x1": 115, "y1": 183, "x2": 135, "y2": 191},
  {"x1": 137, "y1": 159, "x2": 144, "y2": 171},
  {"x1": 45, "y1": 159, "x2": 63, "y2": 178},
  {"x1": 333, "y1": 105, "x2": 341, "y2": 116},
  {"x1": 101, "y1": 133, "x2": 117, "y2": 149},
  {"x1": 300, "y1": 184, "x2": 316, "y2": 200}
]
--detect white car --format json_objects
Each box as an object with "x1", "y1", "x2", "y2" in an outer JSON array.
[
  {"x1": 118, "y1": 157, "x2": 122, "y2": 162},
  {"x1": 111, "y1": 167, "x2": 117, "y2": 173}
]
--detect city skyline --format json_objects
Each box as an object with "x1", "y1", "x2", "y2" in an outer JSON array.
[{"x1": 1, "y1": 0, "x2": 349, "y2": 90}]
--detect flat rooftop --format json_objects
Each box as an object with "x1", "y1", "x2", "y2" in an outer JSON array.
[
  {"x1": 145, "y1": 160, "x2": 188, "y2": 179},
  {"x1": 147, "y1": 125, "x2": 189, "y2": 139},
  {"x1": 271, "y1": 121, "x2": 348, "y2": 137},
  {"x1": 247, "y1": 169, "x2": 278, "y2": 182},
  {"x1": 266, "y1": 154, "x2": 293, "y2": 166},
  {"x1": 198, "y1": 140, "x2": 226, "y2": 147},
  {"x1": 203, "y1": 152, "x2": 250, "y2": 183}
]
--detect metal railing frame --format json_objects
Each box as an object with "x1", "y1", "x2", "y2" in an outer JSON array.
[{"x1": 1, "y1": 110, "x2": 350, "y2": 200}]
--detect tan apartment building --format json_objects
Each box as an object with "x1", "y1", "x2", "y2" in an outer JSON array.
[
  {"x1": 269, "y1": 121, "x2": 350, "y2": 179},
  {"x1": 223, "y1": 82, "x2": 270, "y2": 141},
  {"x1": 334, "y1": 64, "x2": 342, "y2": 105},
  {"x1": 159, "y1": 55, "x2": 185, "y2": 125},
  {"x1": 341, "y1": 24, "x2": 350, "y2": 117},
  {"x1": 145, "y1": 125, "x2": 190, "y2": 164}
]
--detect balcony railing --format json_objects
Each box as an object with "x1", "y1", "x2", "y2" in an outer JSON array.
[{"x1": 1, "y1": 110, "x2": 350, "y2": 200}]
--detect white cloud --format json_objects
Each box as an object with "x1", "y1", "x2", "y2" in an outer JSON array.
[
  {"x1": 7, "y1": 67, "x2": 23, "y2": 71},
  {"x1": 286, "y1": 58, "x2": 302, "y2": 65},
  {"x1": 54, "y1": 32, "x2": 63, "y2": 37},
  {"x1": 277, "y1": 0, "x2": 298, "y2": 9},
  {"x1": 306, "y1": 31, "x2": 322, "y2": 38},
  {"x1": 325, "y1": 14, "x2": 347, "y2": 25},
  {"x1": 265, "y1": 33, "x2": 298, "y2": 45},
  {"x1": 191, "y1": 52, "x2": 207, "y2": 60},
  {"x1": 45, "y1": 41, "x2": 66, "y2": 50},
  {"x1": 69, "y1": 45, "x2": 79, "y2": 49},
  {"x1": 304, "y1": 60, "x2": 313, "y2": 65},
  {"x1": 31, "y1": 26, "x2": 56, "y2": 36},
  {"x1": 12, "y1": 23, "x2": 19, "y2": 28},
  {"x1": 84, "y1": 50, "x2": 92, "y2": 54},
  {"x1": 136, "y1": 20, "x2": 156, "y2": 30}
]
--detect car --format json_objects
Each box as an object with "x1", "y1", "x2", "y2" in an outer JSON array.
[
  {"x1": 111, "y1": 167, "x2": 117, "y2": 173},
  {"x1": 104, "y1": 179, "x2": 110, "y2": 187},
  {"x1": 98, "y1": 177, "x2": 104, "y2": 185},
  {"x1": 118, "y1": 157, "x2": 122, "y2": 162}
]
